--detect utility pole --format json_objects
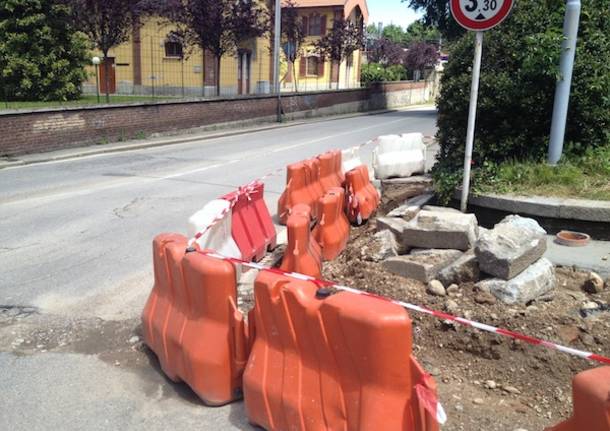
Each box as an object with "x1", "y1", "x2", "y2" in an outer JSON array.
[
  {"x1": 273, "y1": 0, "x2": 282, "y2": 122},
  {"x1": 547, "y1": 0, "x2": 581, "y2": 165}
]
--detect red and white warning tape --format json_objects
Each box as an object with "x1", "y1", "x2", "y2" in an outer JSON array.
[{"x1": 198, "y1": 249, "x2": 610, "y2": 366}]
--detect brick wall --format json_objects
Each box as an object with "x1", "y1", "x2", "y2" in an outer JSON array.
[{"x1": 0, "y1": 80, "x2": 431, "y2": 157}]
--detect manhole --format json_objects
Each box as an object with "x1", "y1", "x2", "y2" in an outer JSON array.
[{"x1": 555, "y1": 230, "x2": 591, "y2": 247}]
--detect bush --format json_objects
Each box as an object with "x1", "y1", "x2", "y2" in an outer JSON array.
[
  {"x1": 433, "y1": 0, "x2": 610, "y2": 200},
  {"x1": 361, "y1": 63, "x2": 408, "y2": 85},
  {"x1": 0, "y1": 0, "x2": 90, "y2": 101}
]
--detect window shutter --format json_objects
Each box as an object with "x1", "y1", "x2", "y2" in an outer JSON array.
[
  {"x1": 302, "y1": 16, "x2": 309, "y2": 36},
  {"x1": 318, "y1": 56, "x2": 325, "y2": 76},
  {"x1": 320, "y1": 15, "x2": 327, "y2": 35},
  {"x1": 300, "y1": 56, "x2": 307, "y2": 77}
]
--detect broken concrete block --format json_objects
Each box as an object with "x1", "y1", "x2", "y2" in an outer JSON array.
[
  {"x1": 437, "y1": 250, "x2": 480, "y2": 285},
  {"x1": 476, "y1": 258, "x2": 556, "y2": 305},
  {"x1": 386, "y1": 193, "x2": 434, "y2": 220},
  {"x1": 498, "y1": 215, "x2": 547, "y2": 235},
  {"x1": 401, "y1": 210, "x2": 479, "y2": 251},
  {"x1": 376, "y1": 216, "x2": 410, "y2": 253},
  {"x1": 372, "y1": 230, "x2": 399, "y2": 262},
  {"x1": 421, "y1": 205, "x2": 462, "y2": 214},
  {"x1": 380, "y1": 175, "x2": 433, "y2": 213},
  {"x1": 475, "y1": 222, "x2": 547, "y2": 280},
  {"x1": 382, "y1": 249, "x2": 462, "y2": 282}
]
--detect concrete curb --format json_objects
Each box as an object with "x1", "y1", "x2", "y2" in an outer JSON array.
[
  {"x1": 463, "y1": 192, "x2": 610, "y2": 223},
  {"x1": 0, "y1": 105, "x2": 436, "y2": 170}
]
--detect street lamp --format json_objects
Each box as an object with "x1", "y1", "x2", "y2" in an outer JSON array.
[{"x1": 92, "y1": 56, "x2": 101, "y2": 104}]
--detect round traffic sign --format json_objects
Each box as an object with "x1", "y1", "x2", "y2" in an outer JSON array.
[{"x1": 450, "y1": 0, "x2": 514, "y2": 31}]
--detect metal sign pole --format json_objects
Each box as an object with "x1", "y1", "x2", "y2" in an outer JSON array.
[
  {"x1": 460, "y1": 31, "x2": 484, "y2": 213},
  {"x1": 273, "y1": 0, "x2": 282, "y2": 123}
]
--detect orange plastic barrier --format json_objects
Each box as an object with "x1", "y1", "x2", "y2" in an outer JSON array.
[
  {"x1": 304, "y1": 158, "x2": 325, "y2": 202},
  {"x1": 318, "y1": 150, "x2": 344, "y2": 192},
  {"x1": 243, "y1": 271, "x2": 441, "y2": 431},
  {"x1": 546, "y1": 367, "x2": 610, "y2": 431},
  {"x1": 313, "y1": 188, "x2": 350, "y2": 260},
  {"x1": 224, "y1": 182, "x2": 277, "y2": 262},
  {"x1": 345, "y1": 165, "x2": 380, "y2": 225},
  {"x1": 279, "y1": 204, "x2": 322, "y2": 278},
  {"x1": 141, "y1": 233, "x2": 248, "y2": 405},
  {"x1": 278, "y1": 162, "x2": 320, "y2": 225}
]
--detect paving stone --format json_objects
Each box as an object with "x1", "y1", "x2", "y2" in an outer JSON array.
[
  {"x1": 476, "y1": 258, "x2": 556, "y2": 305},
  {"x1": 498, "y1": 214, "x2": 547, "y2": 235},
  {"x1": 401, "y1": 210, "x2": 479, "y2": 251},
  {"x1": 386, "y1": 193, "x2": 434, "y2": 220},
  {"x1": 375, "y1": 217, "x2": 410, "y2": 253},
  {"x1": 383, "y1": 249, "x2": 462, "y2": 282},
  {"x1": 372, "y1": 230, "x2": 399, "y2": 261},
  {"x1": 437, "y1": 250, "x2": 480, "y2": 285},
  {"x1": 380, "y1": 175, "x2": 433, "y2": 213},
  {"x1": 475, "y1": 221, "x2": 547, "y2": 280}
]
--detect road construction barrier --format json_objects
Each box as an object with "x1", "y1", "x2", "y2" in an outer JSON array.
[
  {"x1": 372, "y1": 133, "x2": 426, "y2": 180},
  {"x1": 141, "y1": 234, "x2": 248, "y2": 405},
  {"x1": 546, "y1": 367, "x2": 610, "y2": 431},
  {"x1": 345, "y1": 165, "x2": 380, "y2": 225},
  {"x1": 341, "y1": 146, "x2": 363, "y2": 174},
  {"x1": 278, "y1": 162, "x2": 320, "y2": 225},
  {"x1": 243, "y1": 270, "x2": 442, "y2": 431},
  {"x1": 279, "y1": 203, "x2": 322, "y2": 278},
  {"x1": 313, "y1": 187, "x2": 349, "y2": 260},
  {"x1": 318, "y1": 150, "x2": 344, "y2": 191},
  {"x1": 223, "y1": 182, "x2": 276, "y2": 262},
  {"x1": 188, "y1": 199, "x2": 241, "y2": 266}
]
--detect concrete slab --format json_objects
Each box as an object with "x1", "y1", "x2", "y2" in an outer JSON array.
[{"x1": 544, "y1": 235, "x2": 610, "y2": 278}]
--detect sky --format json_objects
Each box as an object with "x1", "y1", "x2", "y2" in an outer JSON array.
[{"x1": 367, "y1": 0, "x2": 423, "y2": 30}]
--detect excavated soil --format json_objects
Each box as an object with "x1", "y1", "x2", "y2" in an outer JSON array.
[{"x1": 323, "y1": 221, "x2": 610, "y2": 431}]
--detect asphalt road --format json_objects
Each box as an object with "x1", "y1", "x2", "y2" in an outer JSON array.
[{"x1": 0, "y1": 107, "x2": 437, "y2": 430}]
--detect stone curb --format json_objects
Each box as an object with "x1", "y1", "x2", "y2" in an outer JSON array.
[{"x1": 461, "y1": 192, "x2": 610, "y2": 223}]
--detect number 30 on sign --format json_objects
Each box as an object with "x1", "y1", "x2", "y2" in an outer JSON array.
[{"x1": 450, "y1": 0, "x2": 514, "y2": 31}]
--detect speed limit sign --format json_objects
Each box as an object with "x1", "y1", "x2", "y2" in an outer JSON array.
[{"x1": 450, "y1": 0, "x2": 514, "y2": 32}]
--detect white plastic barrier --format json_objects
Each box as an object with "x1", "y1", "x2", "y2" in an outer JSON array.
[
  {"x1": 372, "y1": 133, "x2": 426, "y2": 180},
  {"x1": 341, "y1": 147, "x2": 363, "y2": 174},
  {"x1": 188, "y1": 199, "x2": 242, "y2": 277}
]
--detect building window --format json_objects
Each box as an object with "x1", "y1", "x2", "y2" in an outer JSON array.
[
  {"x1": 306, "y1": 56, "x2": 320, "y2": 76},
  {"x1": 164, "y1": 39, "x2": 183, "y2": 58},
  {"x1": 308, "y1": 15, "x2": 322, "y2": 36}
]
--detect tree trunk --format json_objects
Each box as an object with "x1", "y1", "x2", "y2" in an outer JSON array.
[
  {"x1": 215, "y1": 55, "x2": 221, "y2": 97},
  {"x1": 293, "y1": 61, "x2": 298, "y2": 92},
  {"x1": 103, "y1": 50, "x2": 110, "y2": 103}
]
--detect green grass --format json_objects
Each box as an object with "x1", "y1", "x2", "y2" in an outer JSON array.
[
  {"x1": 476, "y1": 145, "x2": 610, "y2": 201},
  {"x1": 0, "y1": 95, "x2": 179, "y2": 110}
]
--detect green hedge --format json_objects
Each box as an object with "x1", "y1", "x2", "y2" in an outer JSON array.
[
  {"x1": 433, "y1": 0, "x2": 610, "y2": 201},
  {"x1": 361, "y1": 63, "x2": 409, "y2": 85}
]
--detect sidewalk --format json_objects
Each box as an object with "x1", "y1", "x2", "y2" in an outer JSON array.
[{"x1": 0, "y1": 104, "x2": 437, "y2": 170}]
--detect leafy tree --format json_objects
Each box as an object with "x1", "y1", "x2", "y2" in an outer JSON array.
[
  {"x1": 403, "y1": 0, "x2": 464, "y2": 40},
  {"x1": 367, "y1": 38, "x2": 405, "y2": 66},
  {"x1": 432, "y1": 0, "x2": 610, "y2": 202},
  {"x1": 152, "y1": 0, "x2": 269, "y2": 96},
  {"x1": 0, "y1": 0, "x2": 89, "y2": 102},
  {"x1": 381, "y1": 23, "x2": 406, "y2": 44},
  {"x1": 281, "y1": 0, "x2": 305, "y2": 91},
  {"x1": 316, "y1": 16, "x2": 364, "y2": 89},
  {"x1": 366, "y1": 23, "x2": 382, "y2": 38},
  {"x1": 67, "y1": 0, "x2": 146, "y2": 102},
  {"x1": 404, "y1": 41, "x2": 438, "y2": 79},
  {"x1": 405, "y1": 19, "x2": 441, "y2": 44}
]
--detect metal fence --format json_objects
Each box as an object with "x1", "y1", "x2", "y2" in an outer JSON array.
[{"x1": 1, "y1": 33, "x2": 364, "y2": 110}]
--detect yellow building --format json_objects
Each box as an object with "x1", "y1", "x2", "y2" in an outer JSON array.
[{"x1": 83, "y1": 0, "x2": 368, "y2": 97}]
